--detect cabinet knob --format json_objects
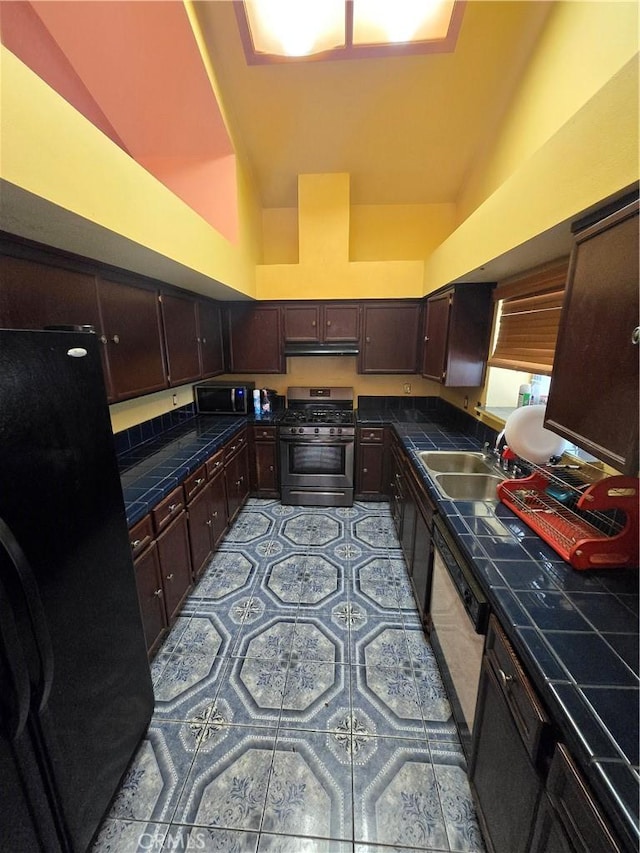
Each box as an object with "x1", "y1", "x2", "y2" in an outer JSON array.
[
  {"x1": 269, "y1": 465, "x2": 274, "y2": 471},
  {"x1": 213, "y1": 511, "x2": 218, "y2": 517},
  {"x1": 363, "y1": 467, "x2": 368, "y2": 473},
  {"x1": 112, "y1": 334, "x2": 120, "y2": 344},
  {"x1": 195, "y1": 478, "x2": 204, "y2": 485},
  {"x1": 424, "y1": 336, "x2": 429, "y2": 342},
  {"x1": 99, "y1": 335, "x2": 108, "y2": 345},
  {"x1": 131, "y1": 538, "x2": 142, "y2": 548},
  {"x1": 153, "y1": 588, "x2": 163, "y2": 597},
  {"x1": 326, "y1": 320, "x2": 331, "y2": 327},
  {"x1": 202, "y1": 337, "x2": 207, "y2": 344},
  {"x1": 206, "y1": 519, "x2": 212, "y2": 527},
  {"x1": 166, "y1": 573, "x2": 174, "y2": 581},
  {"x1": 168, "y1": 503, "x2": 178, "y2": 512},
  {"x1": 633, "y1": 326, "x2": 640, "y2": 345},
  {"x1": 366, "y1": 336, "x2": 371, "y2": 343},
  {"x1": 311, "y1": 320, "x2": 316, "y2": 327}
]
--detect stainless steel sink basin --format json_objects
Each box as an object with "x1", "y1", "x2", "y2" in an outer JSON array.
[
  {"x1": 433, "y1": 473, "x2": 504, "y2": 501},
  {"x1": 418, "y1": 451, "x2": 495, "y2": 474}
]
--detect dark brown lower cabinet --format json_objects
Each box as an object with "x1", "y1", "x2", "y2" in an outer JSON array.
[
  {"x1": 208, "y1": 466, "x2": 228, "y2": 547},
  {"x1": 133, "y1": 541, "x2": 167, "y2": 657},
  {"x1": 356, "y1": 428, "x2": 387, "y2": 499},
  {"x1": 252, "y1": 426, "x2": 279, "y2": 496},
  {"x1": 226, "y1": 443, "x2": 250, "y2": 523},
  {"x1": 470, "y1": 616, "x2": 552, "y2": 853},
  {"x1": 408, "y1": 479, "x2": 434, "y2": 624},
  {"x1": 187, "y1": 483, "x2": 215, "y2": 580},
  {"x1": 530, "y1": 744, "x2": 623, "y2": 853},
  {"x1": 156, "y1": 511, "x2": 193, "y2": 623}
]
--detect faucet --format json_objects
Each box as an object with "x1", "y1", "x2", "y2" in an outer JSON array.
[{"x1": 483, "y1": 429, "x2": 505, "y2": 463}]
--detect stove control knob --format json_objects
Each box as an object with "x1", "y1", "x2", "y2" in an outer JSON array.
[
  {"x1": 330, "y1": 428, "x2": 335, "y2": 435},
  {"x1": 337, "y1": 428, "x2": 342, "y2": 435},
  {"x1": 299, "y1": 427, "x2": 305, "y2": 434},
  {"x1": 314, "y1": 427, "x2": 319, "y2": 434}
]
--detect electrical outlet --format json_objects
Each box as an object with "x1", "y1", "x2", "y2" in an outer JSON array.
[
  {"x1": 403, "y1": 383, "x2": 411, "y2": 394},
  {"x1": 172, "y1": 394, "x2": 178, "y2": 407},
  {"x1": 463, "y1": 395, "x2": 468, "y2": 410}
]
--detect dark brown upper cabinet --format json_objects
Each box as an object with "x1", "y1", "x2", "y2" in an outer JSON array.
[
  {"x1": 97, "y1": 276, "x2": 167, "y2": 402},
  {"x1": 422, "y1": 283, "x2": 494, "y2": 386},
  {"x1": 225, "y1": 303, "x2": 284, "y2": 373},
  {"x1": 283, "y1": 302, "x2": 360, "y2": 342},
  {"x1": 545, "y1": 198, "x2": 639, "y2": 475},
  {"x1": 160, "y1": 291, "x2": 201, "y2": 387},
  {"x1": 198, "y1": 299, "x2": 224, "y2": 378},
  {"x1": 359, "y1": 301, "x2": 421, "y2": 373}
]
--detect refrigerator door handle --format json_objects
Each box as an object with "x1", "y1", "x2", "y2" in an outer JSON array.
[
  {"x1": 0, "y1": 569, "x2": 31, "y2": 740},
  {"x1": 0, "y1": 517, "x2": 55, "y2": 712}
]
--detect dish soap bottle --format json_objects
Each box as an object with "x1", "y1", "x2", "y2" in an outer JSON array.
[{"x1": 517, "y1": 383, "x2": 531, "y2": 407}]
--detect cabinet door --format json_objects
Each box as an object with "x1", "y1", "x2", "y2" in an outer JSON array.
[
  {"x1": 445, "y1": 283, "x2": 494, "y2": 386},
  {"x1": 133, "y1": 542, "x2": 167, "y2": 656},
  {"x1": 198, "y1": 299, "x2": 224, "y2": 378},
  {"x1": 356, "y1": 442, "x2": 386, "y2": 498},
  {"x1": 225, "y1": 445, "x2": 249, "y2": 523},
  {"x1": 254, "y1": 441, "x2": 278, "y2": 494},
  {"x1": 187, "y1": 483, "x2": 214, "y2": 579},
  {"x1": 422, "y1": 291, "x2": 450, "y2": 382},
  {"x1": 283, "y1": 304, "x2": 321, "y2": 342},
  {"x1": 545, "y1": 201, "x2": 639, "y2": 474},
  {"x1": 98, "y1": 277, "x2": 166, "y2": 401},
  {"x1": 208, "y1": 467, "x2": 228, "y2": 547},
  {"x1": 156, "y1": 510, "x2": 193, "y2": 623},
  {"x1": 410, "y1": 495, "x2": 433, "y2": 623},
  {"x1": 226, "y1": 304, "x2": 283, "y2": 373},
  {"x1": 323, "y1": 303, "x2": 360, "y2": 342},
  {"x1": 161, "y1": 292, "x2": 201, "y2": 386},
  {"x1": 470, "y1": 657, "x2": 543, "y2": 853},
  {"x1": 359, "y1": 302, "x2": 420, "y2": 373}
]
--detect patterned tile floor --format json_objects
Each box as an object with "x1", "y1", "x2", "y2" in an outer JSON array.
[{"x1": 93, "y1": 500, "x2": 486, "y2": 853}]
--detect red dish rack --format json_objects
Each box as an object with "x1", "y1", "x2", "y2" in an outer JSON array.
[{"x1": 497, "y1": 468, "x2": 639, "y2": 570}]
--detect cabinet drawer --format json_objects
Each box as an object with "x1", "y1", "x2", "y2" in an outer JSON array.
[
  {"x1": 224, "y1": 429, "x2": 248, "y2": 464},
  {"x1": 254, "y1": 425, "x2": 277, "y2": 441},
  {"x1": 152, "y1": 485, "x2": 185, "y2": 533},
  {"x1": 129, "y1": 514, "x2": 154, "y2": 559},
  {"x1": 358, "y1": 427, "x2": 384, "y2": 443},
  {"x1": 486, "y1": 616, "x2": 551, "y2": 765},
  {"x1": 184, "y1": 464, "x2": 207, "y2": 502},
  {"x1": 546, "y1": 744, "x2": 622, "y2": 853},
  {"x1": 205, "y1": 448, "x2": 224, "y2": 479}
]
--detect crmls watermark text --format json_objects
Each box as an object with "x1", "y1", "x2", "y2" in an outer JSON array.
[{"x1": 139, "y1": 829, "x2": 207, "y2": 850}]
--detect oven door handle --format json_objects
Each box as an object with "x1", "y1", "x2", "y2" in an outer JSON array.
[{"x1": 279, "y1": 436, "x2": 354, "y2": 445}]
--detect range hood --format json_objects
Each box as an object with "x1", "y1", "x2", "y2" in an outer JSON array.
[{"x1": 284, "y1": 342, "x2": 360, "y2": 357}]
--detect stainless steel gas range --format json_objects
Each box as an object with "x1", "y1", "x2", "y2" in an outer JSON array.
[{"x1": 279, "y1": 386, "x2": 355, "y2": 507}]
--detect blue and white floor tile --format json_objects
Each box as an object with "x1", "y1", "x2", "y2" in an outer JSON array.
[{"x1": 93, "y1": 500, "x2": 485, "y2": 853}]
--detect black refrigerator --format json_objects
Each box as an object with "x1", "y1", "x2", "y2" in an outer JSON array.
[{"x1": 0, "y1": 329, "x2": 154, "y2": 852}]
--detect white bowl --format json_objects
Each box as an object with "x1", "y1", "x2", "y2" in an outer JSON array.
[{"x1": 504, "y1": 405, "x2": 568, "y2": 465}]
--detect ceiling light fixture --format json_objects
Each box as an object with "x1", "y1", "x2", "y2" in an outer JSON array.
[{"x1": 236, "y1": 0, "x2": 465, "y2": 64}]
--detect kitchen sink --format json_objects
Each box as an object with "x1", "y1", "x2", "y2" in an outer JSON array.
[
  {"x1": 433, "y1": 473, "x2": 504, "y2": 501},
  {"x1": 418, "y1": 451, "x2": 496, "y2": 474},
  {"x1": 416, "y1": 451, "x2": 505, "y2": 500}
]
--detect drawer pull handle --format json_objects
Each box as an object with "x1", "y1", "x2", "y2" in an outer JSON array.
[
  {"x1": 153, "y1": 588, "x2": 163, "y2": 597},
  {"x1": 212, "y1": 511, "x2": 218, "y2": 517},
  {"x1": 168, "y1": 503, "x2": 178, "y2": 512},
  {"x1": 166, "y1": 573, "x2": 174, "y2": 581},
  {"x1": 195, "y1": 478, "x2": 204, "y2": 486},
  {"x1": 498, "y1": 668, "x2": 514, "y2": 690},
  {"x1": 206, "y1": 520, "x2": 212, "y2": 527},
  {"x1": 131, "y1": 535, "x2": 151, "y2": 551}
]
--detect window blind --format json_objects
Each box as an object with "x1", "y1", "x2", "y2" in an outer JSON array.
[{"x1": 488, "y1": 259, "x2": 569, "y2": 375}]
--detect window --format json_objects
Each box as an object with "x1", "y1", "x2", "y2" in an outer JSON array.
[
  {"x1": 488, "y1": 259, "x2": 569, "y2": 376},
  {"x1": 235, "y1": 0, "x2": 464, "y2": 63}
]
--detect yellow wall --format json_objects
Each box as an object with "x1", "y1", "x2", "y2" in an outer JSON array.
[
  {"x1": 0, "y1": 46, "x2": 262, "y2": 299},
  {"x1": 109, "y1": 362, "x2": 441, "y2": 434}
]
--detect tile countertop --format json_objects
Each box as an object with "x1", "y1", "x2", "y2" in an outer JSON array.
[
  {"x1": 118, "y1": 413, "x2": 279, "y2": 527},
  {"x1": 118, "y1": 408, "x2": 639, "y2": 851},
  {"x1": 358, "y1": 408, "x2": 639, "y2": 853}
]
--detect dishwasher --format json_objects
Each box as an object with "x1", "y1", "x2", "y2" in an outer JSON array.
[{"x1": 429, "y1": 515, "x2": 489, "y2": 758}]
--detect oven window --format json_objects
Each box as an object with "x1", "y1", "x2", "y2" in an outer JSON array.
[{"x1": 289, "y1": 443, "x2": 345, "y2": 475}]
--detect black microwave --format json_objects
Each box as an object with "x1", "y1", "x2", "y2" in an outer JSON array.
[{"x1": 194, "y1": 382, "x2": 255, "y2": 415}]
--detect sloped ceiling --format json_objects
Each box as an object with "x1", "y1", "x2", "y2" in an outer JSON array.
[{"x1": 193, "y1": 0, "x2": 553, "y2": 208}]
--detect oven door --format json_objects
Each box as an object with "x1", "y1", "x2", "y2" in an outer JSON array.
[{"x1": 279, "y1": 434, "x2": 354, "y2": 506}]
